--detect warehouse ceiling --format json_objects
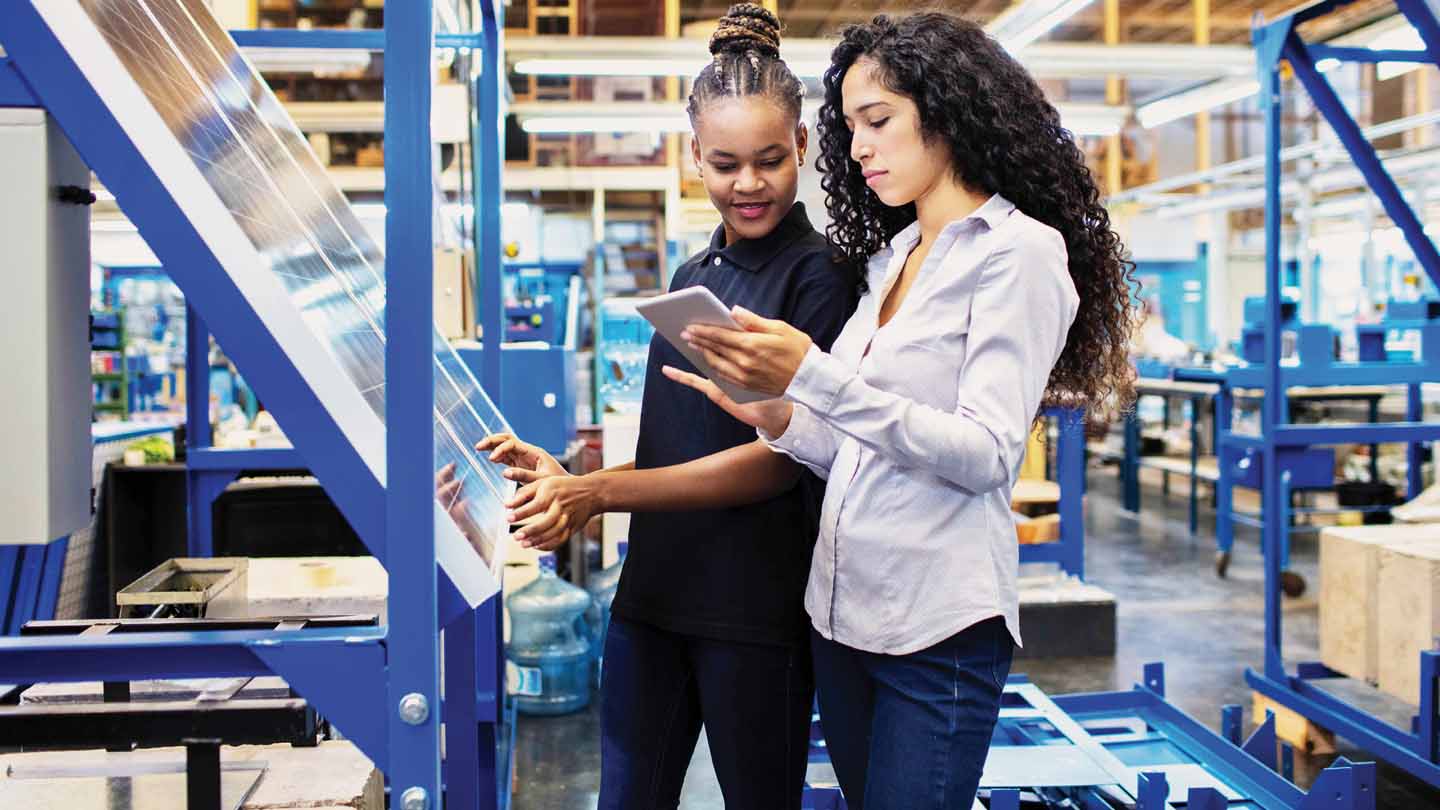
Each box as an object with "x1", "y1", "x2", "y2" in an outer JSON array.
[{"x1": 680, "y1": 0, "x2": 1400, "y2": 45}]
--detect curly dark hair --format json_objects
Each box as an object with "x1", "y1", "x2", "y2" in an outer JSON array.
[{"x1": 817, "y1": 12, "x2": 1137, "y2": 419}]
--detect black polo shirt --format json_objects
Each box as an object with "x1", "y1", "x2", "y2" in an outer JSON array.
[{"x1": 610, "y1": 202, "x2": 857, "y2": 646}]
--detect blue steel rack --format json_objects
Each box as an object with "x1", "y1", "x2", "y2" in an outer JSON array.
[
  {"x1": 1240, "y1": 0, "x2": 1440, "y2": 791},
  {"x1": 0, "y1": 3, "x2": 511, "y2": 809},
  {"x1": 1021, "y1": 407, "x2": 1087, "y2": 579},
  {"x1": 805, "y1": 663, "x2": 1376, "y2": 809}
]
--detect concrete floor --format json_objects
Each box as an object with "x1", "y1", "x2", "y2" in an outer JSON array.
[{"x1": 510, "y1": 473, "x2": 1440, "y2": 809}]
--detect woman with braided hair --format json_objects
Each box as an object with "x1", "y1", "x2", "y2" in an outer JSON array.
[
  {"x1": 473, "y1": 5, "x2": 856, "y2": 808},
  {"x1": 668, "y1": 11, "x2": 1138, "y2": 810}
]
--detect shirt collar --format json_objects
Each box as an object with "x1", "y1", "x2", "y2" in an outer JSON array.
[
  {"x1": 704, "y1": 202, "x2": 815, "y2": 273},
  {"x1": 885, "y1": 194, "x2": 1017, "y2": 252}
]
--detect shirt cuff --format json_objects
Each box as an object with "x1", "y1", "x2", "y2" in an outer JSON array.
[
  {"x1": 785, "y1": 344, "x2": 848, "y2": 416},
  {"x1": 760, "y1": 400, "x2": 819, "y2": 460}
]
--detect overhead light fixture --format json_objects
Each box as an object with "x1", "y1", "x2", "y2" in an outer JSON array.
[
  {"x1": 243, "y1": 46, "x2": 372, "y2": 74},
  {"x1": 987, "y1": 0, "x2": 1097, "y2": 52},
  {"x1": 1137, "y1": 78, "x2": 1259, "y2": 129},
  {"x1": 521, "y1": 116, "x2": 689, "y2": 134},
  {"x1": 1135, "y1": 15, "x2": 1425, "y2": 128},
  {"x1": 1056, "y1": 103, "x2": 1127, "y2": 137},
  {"x1": 515, "y1": 58, "x2": 702, "y2": 77},
  {"x1": 1373, "y1": 26, "x2": 1425, "y2": 81}
]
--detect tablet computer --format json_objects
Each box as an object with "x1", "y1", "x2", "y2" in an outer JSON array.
[{"x1": 635, "y1": 286, "x2": 775, "y2": 404}]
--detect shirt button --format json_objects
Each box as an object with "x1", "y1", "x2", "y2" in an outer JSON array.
[{"x1": 713, "y1": 257, "x2": 721, "y2": 266}]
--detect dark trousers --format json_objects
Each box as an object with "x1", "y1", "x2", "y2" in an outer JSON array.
[
  {"x1": 598, "y1": 616, "x2": 815, "y2": 810},
  {"x1": 811, "y1": 616, "x2": 1014, "y2": 810}
]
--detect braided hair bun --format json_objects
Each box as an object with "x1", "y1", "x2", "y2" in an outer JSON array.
[
  {"x1": 709, "y1": 3, "x2": 782, "y2": 60},
  {"x1": 686, "y1": 3, "x2": 802, "y2": 125}
]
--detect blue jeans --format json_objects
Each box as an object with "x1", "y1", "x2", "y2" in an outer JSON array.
[
  {"x1": 811, "y1": 616, "x2": 1013, "y2": 810},
  {"x1": 598, "y1": 617, "x2": 814, "y2": 810}
]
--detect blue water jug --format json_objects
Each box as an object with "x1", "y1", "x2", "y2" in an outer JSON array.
[
  {"x1": 584, "y1": 541, "x2": 627, "y2": 686},
  {"x1": 506, "y1": 553, "x2": 593, "y2": 715}
]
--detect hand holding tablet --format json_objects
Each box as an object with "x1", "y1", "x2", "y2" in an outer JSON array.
[{"x1": 635, "y1": 286, "x2": 776, "y2": 404}]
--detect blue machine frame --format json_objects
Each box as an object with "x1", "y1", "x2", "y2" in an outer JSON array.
[
  {"x1": 805, "y1": 664, "x2": 1375, "y2": 809},
  {"x1": 0, "y1": 3, "x2": 512, "y2": 808},
  {"x1": 1021, "y1": 407, "x2": 1087, "y2": 579},
  {"x1": 1239, "y1": 0, "x2": 1440, "y2": 791}
]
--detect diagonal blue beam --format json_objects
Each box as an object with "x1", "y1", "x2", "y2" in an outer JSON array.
[
  {"x1": 1397, "y1": 0, "x2": 1440, "y2": 68},
  {"x1": 1284, "y1": 29, "x2": 1440, "y2": 291},
  {"x1": 0, "y1": 56, "x2": 38, "y2": 106},
  {"x1": 1306, "y1": 45, "x2": 1432, "y2": 64},
  {"x1": 0, "y1": 4, "x2": 388, "y2": 561}
]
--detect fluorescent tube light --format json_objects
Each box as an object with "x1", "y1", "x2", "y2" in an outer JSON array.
[
  {"x1": 1137, "y1": 78, "x2": 1259, "y2": 128},
  {"x1": 1056, "y1": 103, "x2": 1127, "y2": 137},
  {"x1": 521, "y1": 116, "x2": 690, "y2": 134},
  {"x1": 1373, "y1": 27, "x2": 1425, "y2": 81},
  {"x1": 244, "y1": 47, "x2": 372, "y2": 74},
  {"x1": 513, "y1": 57, "x2": 829, "y2": 79},
  {"x1": 988, "y1": 0, "x2": 1096, "y2": 52}
]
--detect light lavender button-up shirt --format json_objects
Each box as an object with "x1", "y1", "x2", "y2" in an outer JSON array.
[{"x1": 765, "y1": 194, "x2": 1079, "y2": 655}]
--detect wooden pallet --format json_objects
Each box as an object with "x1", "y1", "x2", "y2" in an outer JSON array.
[{"x1": 1251, "y1": 691, "x2": 1337, "y2": 755}]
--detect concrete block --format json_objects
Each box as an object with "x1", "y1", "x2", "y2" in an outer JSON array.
[
  {"x1": 203, "y1": 557, "x2": 386, "y2": 623},
  {"x1": 0, "y1": 740, "x2": 380, "y2": 809},
  {"x1": 1318, "y1": 525, "x2": 1440, "y2": 683},
  {"x1": 1377, "y1": 538, "x2": 1440, "y2": 703}
]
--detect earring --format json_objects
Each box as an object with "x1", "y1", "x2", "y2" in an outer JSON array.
[{"x1": 798, "y1": 157, "x2": 805, "y2": 167}]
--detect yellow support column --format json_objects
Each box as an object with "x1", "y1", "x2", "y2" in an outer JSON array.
[
  {"x1": 1104, "y1": 0, "x2": 1123, "y2": 196},
  {"x1": 1415, "y1": 70, "x2": 1432, "y2": 148},
  {"x1": 1195, "y1": 0, "x2": 1212, "y2": 194},
  {"x1": 663, "y1": 0, "x2": 682, "y2": 286}
]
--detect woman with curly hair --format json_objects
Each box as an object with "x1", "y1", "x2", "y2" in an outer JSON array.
[{"x1": 667, "y1": 11, "x2": 1136, "y2": 809}]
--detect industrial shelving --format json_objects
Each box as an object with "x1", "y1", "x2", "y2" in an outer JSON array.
[{"x1": 1239, "y1": 0, "x2": 1440, "y2": 791}]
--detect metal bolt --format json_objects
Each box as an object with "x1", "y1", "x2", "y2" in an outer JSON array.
[
  {"x1": 398, "y1": 693, "x2": 429, "y2": 725},
  {"x1": 399, "y1": 786, "x2": 429, "y2": 810}
]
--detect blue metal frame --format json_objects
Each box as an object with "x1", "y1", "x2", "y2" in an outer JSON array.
[
  {"x1": 0, "y1": 3, "x2": 511, "y2": 807},
  {"x1": 805, "y1": 663, "x2": 1375, "y2": 809},
  {"x1": 182, "y1": 306, "x2": 311, "y2": 557},
  {"x1": 1120, "y1": 379, "x2": 1221, "y2": 534},
  {"x1": 0, "y1": 538, "x2": 67, "y2": 635},
  {"x1": 385, "y1": 3, "x2": 443, "y2": 805},
  {"x1": 0, "y1": 56, "x2": 36, "y2": 106},
  {"x1": 1019, "y1": 407, "x2": 1086, "y2": 578},
  {"x1": 1240, "y1": 2, "x2": 1440, "y2": 790}
]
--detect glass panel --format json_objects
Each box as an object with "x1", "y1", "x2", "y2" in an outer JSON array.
[{"x1": 78, "y1": 0, "x2": 514, "y2": 566}]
